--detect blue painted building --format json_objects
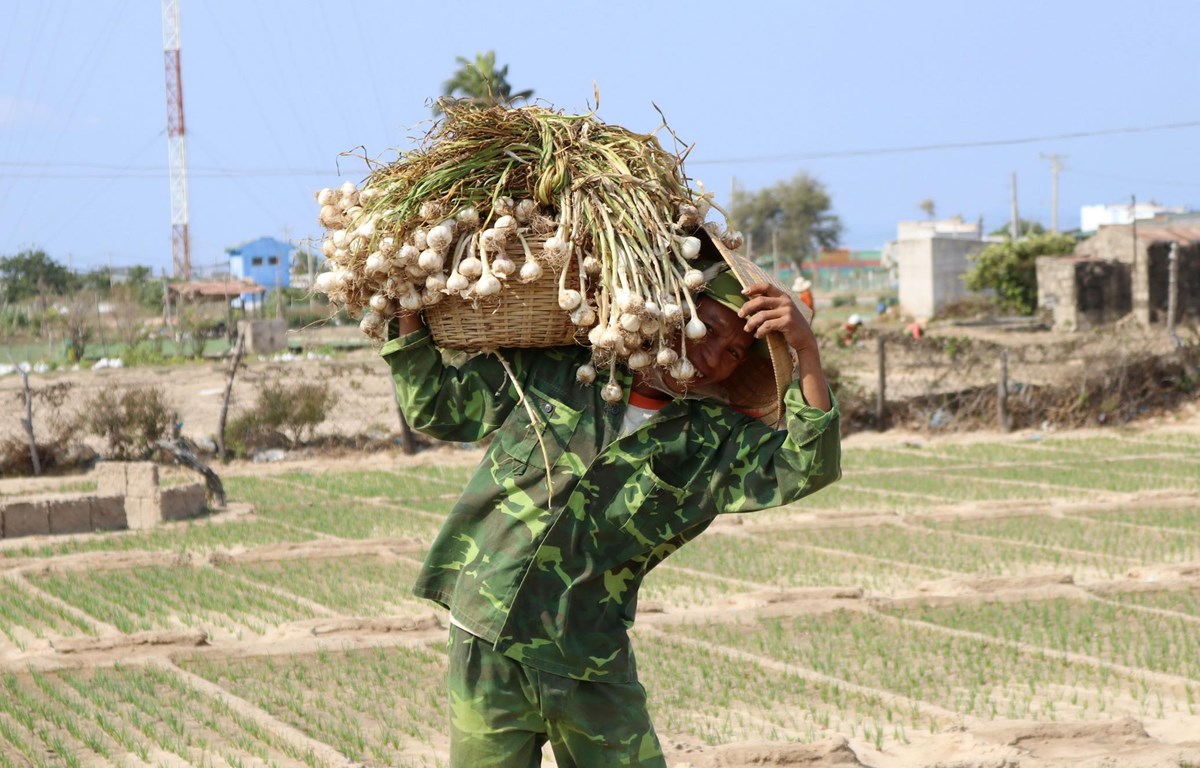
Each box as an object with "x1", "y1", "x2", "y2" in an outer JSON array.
[{"x1": 227, "y1": 237, "x2": 294, "y2": 307}]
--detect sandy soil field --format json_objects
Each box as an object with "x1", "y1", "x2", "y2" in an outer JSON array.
[{"x1": 1, "y1": 331, "x2": 1199, "y2": 767}]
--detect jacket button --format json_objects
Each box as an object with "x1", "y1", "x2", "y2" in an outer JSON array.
[{"x1": 542, "y1": 402, "x2": 553, "y2": 414}]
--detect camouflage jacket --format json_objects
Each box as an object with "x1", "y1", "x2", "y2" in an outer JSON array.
[{"x1": 382, "y1": 327, "x2": 841, "y2": 683}]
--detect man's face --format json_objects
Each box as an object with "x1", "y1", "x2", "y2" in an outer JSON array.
[{"x1": 660, "y1": 297, "x2": 755, "y2": 393}]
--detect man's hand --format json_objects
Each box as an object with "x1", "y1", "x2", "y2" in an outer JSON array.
[
  {"x1": 738, "y1": 283, "x2": 819, "y2": 355},
  {"x1": 737, "y1": 282, "x2": 831, "y2": 412}
]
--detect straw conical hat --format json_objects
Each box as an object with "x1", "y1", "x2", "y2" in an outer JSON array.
[{"x1": 695, "y1": 229, "x2": 808, "y2": 429}]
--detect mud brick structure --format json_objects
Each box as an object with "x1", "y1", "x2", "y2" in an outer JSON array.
[
  {"x1": 1037, "y1": 257, "x2": 1133, "y2": 332},
  {"x1": 0, "y1": 462, "x2": 208, "y2": 539}
]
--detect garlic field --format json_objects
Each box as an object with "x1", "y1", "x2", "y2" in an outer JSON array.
[{"x1": 1, "y1": 428, "x2": 1199, "y2": 767}]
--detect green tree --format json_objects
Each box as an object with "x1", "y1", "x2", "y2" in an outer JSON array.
[
  {"x1": 0, "y1": 249, "x2": 72, "y2": 304},
  {"x1": 964, "y1": 232, "x2": 1075, "y2": 315},
  {"x1": 989, "y1": 218, "x2": 1046, "y2": 238},
  {"x1": 918, "y1": 198, "x2": 937, "y2": 219},
  {"x1": 730, "y1": 173, "x2": 842, "y2": 272},
  {"x1": 435, "y1": 51, "x2": 533, "y2": 115}
]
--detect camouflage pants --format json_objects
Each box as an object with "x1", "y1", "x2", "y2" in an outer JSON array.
[{"x1": 447, "y1": 626, "x2": 666, "y2": 767}]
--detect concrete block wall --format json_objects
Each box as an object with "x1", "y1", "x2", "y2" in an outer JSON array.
[
  {"x1": 1038, "y1": 257, "x2": 1133, "y2": 332},
  {"x1": 238, "y1": 319, "x2": 287, "y2": 354},
  {"x1": 897, "y1": 237, "x2": 986, "y2": 319},
  {"x1": 0, "y1": 462, "x2": 208, "y2": 540}
]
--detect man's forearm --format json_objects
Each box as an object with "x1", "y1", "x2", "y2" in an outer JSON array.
[
  {"x1": 398, "y1": 312, "x2": 425, "y2": 336},
  {"x1": 797, "y1": 347, "x2": 832, "y2": 412}
]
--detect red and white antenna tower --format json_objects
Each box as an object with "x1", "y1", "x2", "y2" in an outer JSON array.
[{"x1": 162, "y1": 0, "x2": 191, "y2": 279}]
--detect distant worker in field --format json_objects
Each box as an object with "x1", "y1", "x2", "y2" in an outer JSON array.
[
  {"x1": 384, "y1": 245, "x2": 841, "y2": 767},
  {"x1": 792, "y1": 275, "x2": 815, "y2": 319},
  {"x1": 840, "y1": 313, "x2": 864, "y2": 346}
]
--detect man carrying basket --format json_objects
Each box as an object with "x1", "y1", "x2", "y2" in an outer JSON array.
[{"x1": 383, "y1": 235, "x2": 841, "y2": 767}]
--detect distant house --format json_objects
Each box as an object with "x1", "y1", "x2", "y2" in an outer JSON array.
[
  {"x1": 1079, "y1": 201, "x2": 1187, "y2": 234},
  {"x1": 1042, "y1": 215, "x2": 1200, "y2": 329},
  {"x1": 227, "y1": 237, "x2": 294, "y2": 307},
  {"x1": 800, "y1": 248, "x2": 888, "y2": 294},
  {"x1": 883, "y1": 217, "x2": 988, "y2": 319}
]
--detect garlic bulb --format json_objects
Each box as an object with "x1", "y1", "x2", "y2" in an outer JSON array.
[
  {"x1": 519, "y1": 259, "x2": 543, "y2": 282},
  {"x1": 417, "y1": 248, "x2": 444, "y2": 272},
  {"x1": 656, "y1": 347, "x2": 678, "y2": 367},
  {"x1": 458, "y1": 256, "x2": 483, "y2": 279},
  {"x1": 602, "y1": 380, "x2": 623, "y2": 404},
  {"x1": 627, "y1": 350, "x2": 651, "y2": 369},
  {"x1": 543, "y1": 236, "x2": 568, "y2": 259},
  {"x1": 364, "y1": 252, "x2": 387, "y2": 275},
  {"x1": 670, "y1": 359, "x2": 696, "y2": 382},
  {"x1": 683, "y1": 269, "x2": 705, "y2": 290},
  {"x1": 570, "y1": 304, "x2": 596, "y2": 327},
  {"x1": 426, "y1": 223, "x2": 454, "y2": 251},
  {"x1": 491, "y1": 256, "x2": 516, "y2": 279},
  {"x1": 474, "y1": 272, "x2": 502, "y2": 297},
  {"x1": 445, "y1": 272, "x2": 470, "y2": 292},
  {"x1": 685, "y1": 317, "x2": 707, "y2": 339},
  {"x1": 559, "y1": 289, "x2": 582, "y2": 311},
  {"x1": 316, "y1": 187, "x2": 336, "y2": 206},
  {"x1": 419, "y1": 200, "x2": 445, "y2": 222},
  {"x1": 456, "y1": 206, "x2": 480, "y2": 228},
  {"x1": 313, "y1": 272, "x2": 337, "y2": 294},
  {"x1": 397, "y1": 244, "x2": 420, "y2": 265},
  {"x1": 368, "y1": 293, "x2": 391, "y2": 313},
  {"x1": 680, "y1": 236, "x2": 702, "y2": 260},
  {"x1": 576, "y1": 363, "x2": 596, "y2": 385},
  {"x1": 515, "y1": 199, "x2": 537, "y2": 223}
]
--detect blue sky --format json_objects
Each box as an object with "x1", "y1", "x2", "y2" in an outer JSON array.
[{"x1": 2, "y1": 0, "x2": 1198, "y2": 275}]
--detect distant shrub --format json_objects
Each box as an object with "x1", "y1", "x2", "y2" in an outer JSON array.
[
  {"x1": 76, "y1": 385, "x2": 178, "y2": 460},
  {"x1": 831, "y1": 294, "x2": 857, "y2": 308},
  {"x1": 224, "y1": 378, "x2": 339, "y2": 456}
]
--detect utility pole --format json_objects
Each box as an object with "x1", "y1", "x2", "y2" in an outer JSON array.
[
  {"x1": 1009, "y1": 172, "x2": 1020, "y2": 240},
  {"x1": 162, "y1": 0, "x2": 192, "y2": 279},
  {"x1": 1040, "y1": 153, "x2": 1065, "y2": 234},
  {"x1": 771, "y1": 227, "x2": 780, "y2": 280}
]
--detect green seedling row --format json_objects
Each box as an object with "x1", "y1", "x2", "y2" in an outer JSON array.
[
  {"x1": 1101, "y1": 587, "x2": 1200, "y2": 618},
  {"x1": 0, "y1": 665, "x2": 326, "y2": 767},
  {"x1": 637, "y1": 631, "x2": 950, "y2": 749},
  {"x1": 1074, "y1": 505, "x2": 1200, "y2": 532},
  {"x1": 880, "y1": 597, "x2": 1200, "y2": 687},
  {"x1": 31, "y1": 564, "x2": 318, "y2": 636},
  {"x1": 184, "y1": 644, "x2": 449, "y2": 767},
  {"x1": 759, "y1": 525, "x2": 1116, "y2": 579},
  {"x1": 664, "y1": 610, "x2": 1196, "y2": 724},
  {"x1": 280, "y1": 469, "x2": 464, "y2": 502},
  {"x1": 841, "y1": 471, "x2": 1054, "y2": 504},
  {"x1": 0, "y1": 516, "x2": 307, "y2": 560},
  {"x1": 917, "y1": 514, "x2": 1200, "y2": 568},
  {"x1": 945, "y1": 462, "x2": 1193, "y2": 495},
  {"x1": 227, "y1": 475, "x2": 445, "y2": 540},
  {"x1": 0, "y1": 581, "x2": 95, "y2": 646},
  {"x1": 226, "y1": 555, "x2": 427, "y2": 616},
  {"x1": 660, "y1": 531, "x2": 942, "y2": 592},
  {"x1": 841, "y1": 447, "x2": 965, "y2": 471},
  {"x1": 770, "y1": 482, "x2": 930, "y2": 513},
  {"x1": 1122, "y1": 432, "x2": 1200, "y2": 453}
]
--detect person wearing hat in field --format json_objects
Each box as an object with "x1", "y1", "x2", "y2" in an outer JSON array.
[{"x1": 382, "y1": 236, "x2": 841, "y2": 767}]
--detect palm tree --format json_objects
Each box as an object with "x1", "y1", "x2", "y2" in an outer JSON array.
[{"x1": 435, "y1": 51, "x2": 534, "y2": 115}]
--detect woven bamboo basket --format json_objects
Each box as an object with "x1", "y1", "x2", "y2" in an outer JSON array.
[{"x1": 423, "y1": 236, "x2": 583, "y2": 350}]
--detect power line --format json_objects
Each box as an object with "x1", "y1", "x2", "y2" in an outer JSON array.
[
  {"x1": 687, "y1": 119, "x2": 1200, "y2": 165},
  {"x1": 6, "y1": 118, "x2": 1200, "y2": 180}
]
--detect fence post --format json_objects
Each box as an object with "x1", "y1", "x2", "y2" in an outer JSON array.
[
  {"x1": 1167, "y1": 242, "x2": 1181, "y2": 348},
  {"x1": 998, "y1": 349, "x2": 1012, "y2": 433},
  {"x1": 875, "y1": 335, "x2": 887, "y2": 429}
]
